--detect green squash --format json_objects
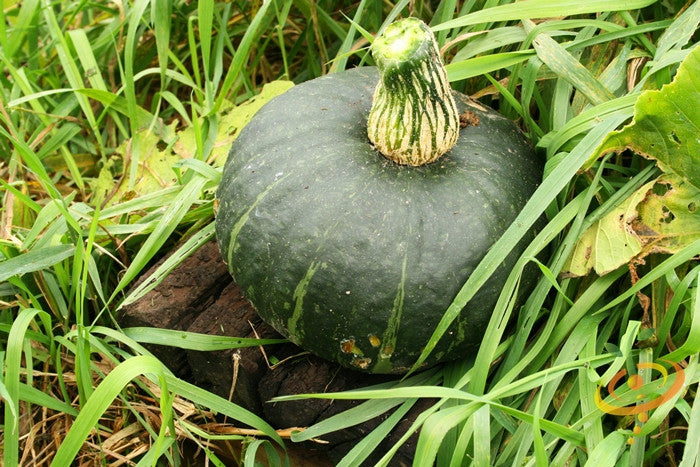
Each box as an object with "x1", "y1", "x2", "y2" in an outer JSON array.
[{"x1": 215, "y1": 18, "x2": 543, "y2": 373}]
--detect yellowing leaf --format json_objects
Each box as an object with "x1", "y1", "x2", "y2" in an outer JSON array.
[
  {"x1": 173, "y1": 80, "x2": 294, "y2": 166},
  {"x1": 563, "y1": 174, "x2": 700, "y2": 277},
  {"x1": 91, "y1": 123, "x2": 180, "y2": 208},
  {"x1": 636, "y1": 174, "x2": 700, "y2": 256},
  {"x1": 568, "y1": 47, "x2": 700, "y2": 277},
  {"x1": 563, "y1": 180, "x2": 652, "y2": 277},
  {"x1": 90, "y1": 80, "x2": 294, "y2": 207}
]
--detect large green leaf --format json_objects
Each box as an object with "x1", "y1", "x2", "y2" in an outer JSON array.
[
  {"x1": 567, "y1": 47, "x2": 700, "y2": 277},
  {"x1": 586, "y1": 46, "x2": 700, "y2": 189}
]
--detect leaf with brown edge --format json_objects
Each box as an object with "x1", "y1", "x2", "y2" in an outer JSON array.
[
  {"x1": 635, "y1": 173, "x2": 700, "y2": 258},
  {"x1": 563, "y1": 174, "x2": 700, "y2": 277},
  {"x1": 562, "y1": 179, "x2": 652, "y2": 277}
]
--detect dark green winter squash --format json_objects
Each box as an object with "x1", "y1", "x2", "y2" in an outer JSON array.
[{"x1": 215, "y1": 18, "x2": 543, "y2": 374}]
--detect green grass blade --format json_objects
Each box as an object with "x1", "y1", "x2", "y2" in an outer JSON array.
[
  {"x1": 152, "y1": 0, "x2": 172, "y2": 79},
  {"x1": 292, "y1": 370, "x2": 438, "y2": 443},
  {"x1": 679, "y1": 360, "x2": 700, "y2": 467},
  {"x1": 109, "y1": 175, "x2": 208, "y2": 300},
  {"x1": 51, "y1": 355, "x2": 168, "y2": 466},
  {"x1": 448, "y1": 414, "x2": 473, "y2": 467},
  {"x1": 164, "y1": 375, "x2": 283, "y2": 445},
  {"x1": 337, "y1": 399, "x2": 416, "y2": 467},
  {"x1": 532, "y1": 395, "x2": 548, "y2": 467},
  {"x1": 136, "y1": 437, "x2": 176, "y2": 466},
  {"x1": 0, "y1": 379, "x2": 16, "y2": 423},
  {"x1": 39, "y1": 0, "x2": 102, "y2": 166},
  {"x1": 540, "y1": 93, "x2": 638, "y2": 158},
  {"x1": 119, "y1": 222, "x2": 215, "y2": 308},
  {"x1": 579, "y1": 334, "x2": 605, "y2": 453},
  {"x1": 0, "y1": 244, "x2": 75, "y2": 283},
  {"x1": 301, "y1": 0, "x2": 348, "y2": 40},
  {"x1": 331, "y1": 0, "x2": 371, "y2": 73},
  {"x1": 432, "y1": 0, "x2": 658, "y2": 32},
  {"x1": 416, "y1": 404, "x2": 480, "y2": 464},
  {"x1": 656, "y1": 266, "x2": 699, "y2": 356},
  {"x1": 99, "y1": 186, "x2": 180, "y2": 219},
  {"x1": 174, "y1": 159, "x2": 222, "y2": 183},
  {"x1": 654, "y1": 1, "x2": 700, "y2": 61},
  {"x1": 3, "y1": 308, "x2": 53, "y2": 467},
  {"x1": 446, "y1": 50, "x2": 536, "y2": 82},
  {"x1": 123, "y1": 0, "x2": 151, "y2": 188},
  {"x1": 121, "y1": 327, "x2": 286, "y2": 350},
  {"x1": 596, "y1": 238, "x2": 700, "y2": 318},
  {"x1": 16, "y1": 382, "x2": 79, "y2": 416},
  {"x1": 60, "y1": 88, "x2": 158, "y2": 131},
  {"x1": 450, "y1": 26, "x2": 525, "y2": 62},
  {"x1": 530, "y1": 29, "x2": 615, "y2": 105},
  {"x1": 663, "y1": 272, "x2": 700, "y2": 362},
  {"x1": 472, "y1": 404, "x2": 491, "y2": 466},
  {"x1": 0, "y1": 127, "x2": 71, "y2": 215},
  {"x1": 244, "y1": 439, "x2": 285, "y2": 467},
  {"x1": 410, "y1": 114, "x2": 627, "y2": 378},
  {"x1": 67, "y1": 29, "x2": 108, "y2": 91},
  {"x1": 6, "y1": 0, "x2": 40, "y2": 58},
  {"x1": 293, "y1": 397, "x2": 404, "y2": 442},
  {"x1": 214, "y1": 0, "x2": 274, "y2": 113},
  {"x1": 587, "y1": 430, "x2": 627, "y2": 465},
  {"x1": 197, "y1": 0, "x2": 214, "y2": 82}
]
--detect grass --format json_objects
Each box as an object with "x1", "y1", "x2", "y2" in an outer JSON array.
[{"x1": 1, "y1": 0, "x2": 698, "y2": 465}]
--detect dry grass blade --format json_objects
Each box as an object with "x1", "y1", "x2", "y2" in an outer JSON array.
[{"x1": 12, "y1": 352, "x2": 291, "y2": 466}]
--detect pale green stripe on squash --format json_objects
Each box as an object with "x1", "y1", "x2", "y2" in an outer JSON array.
[{"x1": 225, "y1": 174, "x2": 289, "y2": 266}]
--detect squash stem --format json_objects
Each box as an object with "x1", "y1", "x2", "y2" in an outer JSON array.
[{"x1": 368, "y1": 18, "x2": 459, "y2": 166}]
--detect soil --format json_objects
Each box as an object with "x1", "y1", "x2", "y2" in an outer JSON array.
[{"x1": 118, "y1": 239, "x2": 425, "y2": 465}]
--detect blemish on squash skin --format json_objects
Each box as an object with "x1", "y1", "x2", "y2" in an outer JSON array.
[
  {"x1": 351, "y1": 356, "x2": 372, "y2": 370},
  {"x1": 340, "y1": 338, "x2": 364, "y2": 356},
  {"x1": 459, "y1": 111, "x2": 479, "y2": 128},
  {"x1": 340, "y1": 338, "x2": 355, "y2": 353},
  {"x1": 381, "y1": 345, "x2": 394, "y2": 357}
]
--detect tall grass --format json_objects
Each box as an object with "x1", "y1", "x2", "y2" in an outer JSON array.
[{"x1": 1, "y1": 0, "x2": 698, "y2": 465}]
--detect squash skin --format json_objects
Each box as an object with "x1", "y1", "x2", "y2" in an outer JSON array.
[{"x1": 215, "y1": 67, "x2": 543, "y2": 374}]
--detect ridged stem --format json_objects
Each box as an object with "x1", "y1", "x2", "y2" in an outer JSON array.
[{"x1": 368, "y1": 18, "x2": 459, "y2": 166}]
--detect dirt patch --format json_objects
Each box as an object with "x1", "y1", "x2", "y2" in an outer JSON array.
[{"x1": 119, "y1": 239, "x2": 424, "y2": 463}]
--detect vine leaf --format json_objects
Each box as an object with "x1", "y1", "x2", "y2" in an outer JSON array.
[
  {"x1": 636, "y1": 174, "x2": 700, "y2": 256},
  {"x1": 564, "y1": 47, "x2": 700, "y2": 277},
  {"x1": 563, "y1": 180, "x2": 650, "y2": 277},
  {"x1": 584, "y1": 46, "x2": 700, "y2": 189},
  {"x1": 563, "y1": 174, "x2": 700, "y2": 277}
]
